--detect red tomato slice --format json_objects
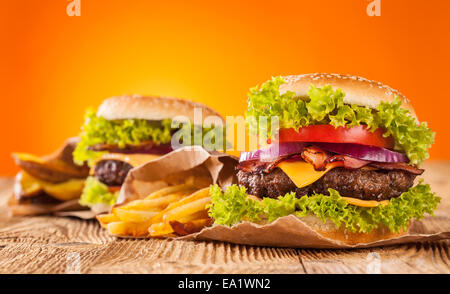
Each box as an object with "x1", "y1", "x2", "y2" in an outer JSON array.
[
  {"x1": 108, "y1": 186, "x2": 121, "y2": 193},
  {"x1": 276, "y1": 125, "x2": 394, "y2": 149}
]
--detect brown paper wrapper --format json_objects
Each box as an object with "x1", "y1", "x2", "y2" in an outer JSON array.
[
  {"x1": 9, "y1": 137, "x2": 95, "y2": 219},
  {"x1": 55, "y1": 208, "x2": 97, "y2": 219},
  {"x1": 118, "y1": 146, "x2": 238, "y2": 205},
  {"x1": 122, "y1": 147, "x2": 450, "y2": 248},
  {"x1": 180, "y1": 215, "x2": 450, "y2": 249},
  {"x1": 12, "y1": 137, "x2": 89, "y2": 182},
  {"x1": 8, "y1": 196, "x2": 88, "y2": 217}
]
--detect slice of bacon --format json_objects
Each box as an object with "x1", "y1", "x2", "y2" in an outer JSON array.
[
  {"x1": 238, "y1": 145, "x2": 422, "y2": 175},
  {"x1": 328, "y1": 155, "x2": 370, "y2": 169},
  {"x1": 369, "y1": 162, "x2": 424, "y2": 175},
  {"x1": 237, "y1": 153, "x2": 307, "y2": 173},
  {"x1": 238, "y1": 152, "x2": 369, "y2": 173},
  {"x1": 237, "y1": 159, "x2": 270, "y2": 173},
  {"x1": 301, "y1": 146, "x2": 330, "y2": 170},
  {"x1": 88, "y1": 141, "x2": 172, "y2": 155},
  {"x1": 88, "y1": 140, "x2": 156, "y2": 152}
]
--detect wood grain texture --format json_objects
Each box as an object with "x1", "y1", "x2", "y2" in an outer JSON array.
[{"x1": 0, "y1": 161, "x2": 449, "y2": 274}]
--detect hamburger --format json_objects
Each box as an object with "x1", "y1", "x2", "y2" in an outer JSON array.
[
  {"x1": 9, "y1": 138, "x2": 89, "y2": 216},
  {"x1": 208, "y1": 73, "x2": 440, "y2": 244},
  {"x1": 73, "y1": 95, "x2": 225, "y2": 211}
]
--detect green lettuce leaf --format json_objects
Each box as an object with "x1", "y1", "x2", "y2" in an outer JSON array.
[
  {"x1": 246, "y1": 77, "x2": 435, "y2": 165},
  {"x1": 79, "y1": 176, "x2": 119, "y2": 207},
  {"x1": 171, "y1": 122, "x2": 230, "y2": 152},
  {"x1": 376, "y1": 99, "x2": 435, "y2": 165},
  {"x1": 73, "y1": 109, "x2": 172, "y2": 165},
  {"x1": 208, "y1": 185, "x2": 265, "y2": 225},
  {"x1": 307, "y1": 85, "x2": 345, "y2": 121},
  {"x1": 73, "y1": 109, "x2": 228, "y2": 165},
  {"x1": 208, "y1": 181, "x2": 440, "y2": 234}
]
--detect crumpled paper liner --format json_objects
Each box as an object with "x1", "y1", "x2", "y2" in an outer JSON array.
[
  {"x1": 117, "y1": 146, "x2": 238, "y2": 205},
  {"x1": 180, "y1": 215, "x2": 450, "y2": 248},
  {"x1": 7, "y1": 196, "x2": 91, "y2": 218},
  {"x1": 8, "y1": 137, "x2": 95, "y2": 218},
  {"x1": 46, "y1": 146, "x2": 237, "y2": 219},
  {"x1": 12, "y1": 137, "x2": 89, "y2": 182},
  {"x1": 54, "y1": 206, "x2": 98, "y2": 219},
  {"x1": 121, "y1": 147, "x2": 450, "y2": 248}
]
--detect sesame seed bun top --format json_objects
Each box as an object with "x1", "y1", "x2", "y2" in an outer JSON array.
[
  {"x1": 97, "y1": 95, "x2": 224, "y2": 123},
  {"x1": 279, "y1": 73, "x2": 417, "y2": 120}
]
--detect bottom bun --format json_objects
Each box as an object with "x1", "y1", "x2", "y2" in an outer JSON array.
[
  {"x1": 300, "y1": 215, "x2": 409, "y2": 245},
  {"x1": 7, "y1": 195, "x2": 84, "y2": 216}
]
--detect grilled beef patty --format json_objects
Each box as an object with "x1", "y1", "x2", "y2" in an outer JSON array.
[
  {"x1": 94, "y1": 160, "x2": 133, "y2": 186},
  {"x1": 237, "y1": 167, "x2": 417, "y2": 201}
]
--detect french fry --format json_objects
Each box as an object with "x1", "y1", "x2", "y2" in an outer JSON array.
[
  {"x1": 96, "y1": 213, "x2": 120, "y2": 228},
  {"x1": 149, "y1": 222, "x2": 174, "y2": 237},
  {"x1": 118, "y1": 194, "x2": 181, "y2": 211},
  {"x1": 145, "y1": 183, "x2": 195, "y2": 200},
  {"x1": 169, "y1": 218, "x2": 213, "y2": 236},
  {"x1": 165, "y1": 187, "x2": 210, "y2": 210},
  {"x1": 185, "y1": 176, "x2": 195, "y2": 185},
  {"x1": 163, "y1": 197, "x2": 211, "y2": 222},
  {"x1": 113, "y1": 208, "x2": 160, "y2": 223},
  {"x1": 176, "y1": 210, "x2": 210, "y2": 223},
  {"x1": 99, "y1": 182, "x2": 213, "y2": 238},
  {"x1": 190, "y1": 218, "x2": 213, "y2": 227},
  {"x1": 149, "y1": 188, "x2": 210, "y2": 223},
  {"x1": 107, "y1": 221, "x2": 150, "y2": 237}
]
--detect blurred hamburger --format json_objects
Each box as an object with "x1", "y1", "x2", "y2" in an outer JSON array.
[
  {"x1": 209, "y1": 74, "x2": 440, "y2": 244},
  {"x1": 9, "y1": 138, "x2": 89, "y2": 216},
  {"x1": 74, "y1": 95, "x2": 224, "y2": 211}
]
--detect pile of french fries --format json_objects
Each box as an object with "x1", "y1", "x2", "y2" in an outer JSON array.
[{"x1": 96, "y1": 177, "x2": 213, "y2": 238}]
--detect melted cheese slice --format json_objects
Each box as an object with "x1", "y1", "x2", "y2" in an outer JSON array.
[
  {"x1": 277, "y1": 161, "x2": 338, "y2": 188},
  {"x1": 342, "y1": 197, "x2": 389, "y2": 207},
  {"x1": 94, "y1": 153, "x2": 162, "y2": 168},
  {"x1": 17, "y1": 171, "x2": 85, "y2": 201},
  {"x1": 277, "y1": 161, "x2": 389, "y2": 207}
]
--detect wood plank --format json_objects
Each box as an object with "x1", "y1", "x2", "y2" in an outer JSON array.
[
  {"x1": 89, "y1": 240, "x2": 304, "y2": 274},
  {"x1": 298, "y1": 241, "x2": 450, "y2": 274},
  {"x1": 0, "y1": 161, "x2": 449, "y2": 273}
]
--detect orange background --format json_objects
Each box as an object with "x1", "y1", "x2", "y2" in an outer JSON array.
[{"x1": 1, "y1": 0, "x2": 449, "y2": 175}]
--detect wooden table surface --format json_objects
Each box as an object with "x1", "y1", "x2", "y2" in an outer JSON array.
[{"x1": 0, "y1": 161, "x2": 449, "y2": 274}]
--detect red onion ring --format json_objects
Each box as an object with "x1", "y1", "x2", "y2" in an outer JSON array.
[
  {"x1": 240, "y1": 142, "x2": 408, "y2": 163},
  {"x1": 314, "y1": 142, "x2": 408, "y2": 163},
  {"x1": 239, "y1": 142, "x2": 305, "y2": 162}
]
